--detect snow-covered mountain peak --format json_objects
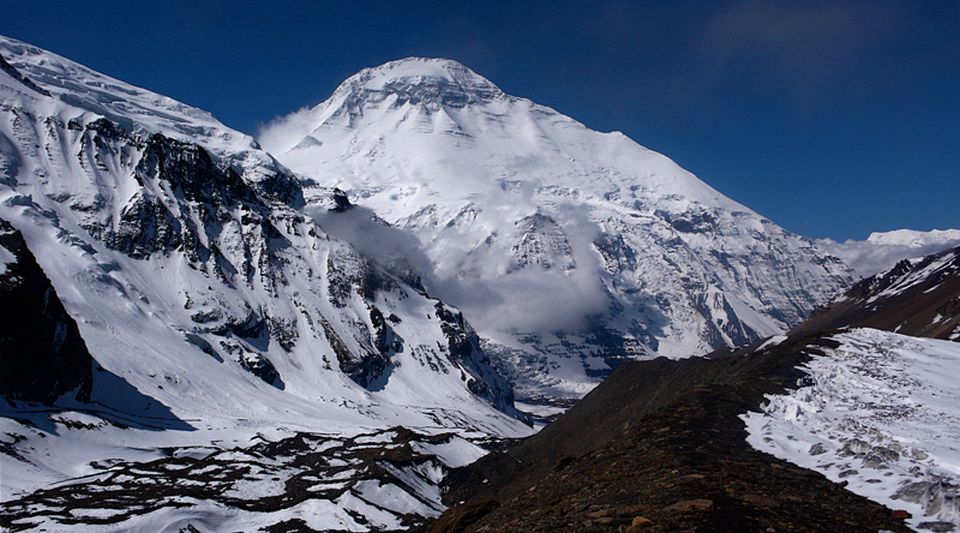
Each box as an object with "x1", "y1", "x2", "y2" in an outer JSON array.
[
  {"x1": 818, "y1": 228, "x2": 960, "y2": 276},
  {"x1": 334, "y1": 56, "x2": 504, "y2": 104},
  {"x1": 259, "y1": 56, "x2": 516, "y2": 156},
  {"x1": 866, "y1": 228, "x2": 960, "y2": 247},
  {"x1": 265, "y1": 58, "x2": 855, "y2": 399}
]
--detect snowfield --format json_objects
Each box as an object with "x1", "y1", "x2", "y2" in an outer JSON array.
[{"x1": 743, "y1": 328, "x2": 960, "y2": 531}]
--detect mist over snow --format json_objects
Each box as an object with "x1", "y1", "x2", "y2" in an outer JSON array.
[
  {"x1": 308, "y1": 203, "x2": 435, "y2": 283},
  {"x1": 311, "y1": 200, "x2": 611, "y2": 336},
  {"x1": 259, "y1": 105, "x2": 323, "y2": 156},
  {"x1": 818, "y1": 228, "x2": 960, "y2": 277},
  {"x1": 429, "y1": 203, "x2": 611, "y2": 335}
]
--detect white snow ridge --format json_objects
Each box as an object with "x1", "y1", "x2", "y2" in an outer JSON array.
[{"x1": 818, "y1": 228, "x2": 960, "y2": 277}]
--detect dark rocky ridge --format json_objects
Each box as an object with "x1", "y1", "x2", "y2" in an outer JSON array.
[
  {"x1": 430, "y1": 334, "x2": 912, "y2": 532},
  {"x1": 0, "y1": 52, "x2": 49, "y2": 96},
  {"x1": 0, "y1": 426, "x2": 494, "y2": 532},
  {"x1": 793, "y1": 245, "x2": 960, "y2": 340},
  {"x1": 0, "y1": 219, "x2": 93, "y2": 403}
]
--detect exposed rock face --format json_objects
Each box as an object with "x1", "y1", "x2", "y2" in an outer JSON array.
[
  {"x1": 0, "y1": 219, "x2": 92, "y2": 402},
  {"x1": 0, "y1": 426, "x2": 499, "y2": 532},
  {"x1": 0, "y1": 53, "x2": 48, "y2": 96},
  {"x1": 0, "y1": 35, "x2": 535, "y2": 533},
  {"x1": 0, "y1": 33, "x2": 527, "y2": 465},
  {"x1": 434, "y1": 302, "x2": 518, "y2": 414}
]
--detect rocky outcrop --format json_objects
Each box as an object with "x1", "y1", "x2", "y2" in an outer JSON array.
[
  {"x1": 435, "y1": 302, "x2": 518, "y2": 415},
  {"x1": 794, "y1": 245, "x2": 960, "y2": 340},
  {"x1": 0, "y1": 53, "x2": 49, "y2": 96},
  {"x1": 0, "y1": 219, "x2": 92, "y2": 402},
  {"x1": 0, "y1": 33, "x2": 525, "y2": 428},
  {"x1": 0, "y1": 426, "x2": 492, "y2": 532}
]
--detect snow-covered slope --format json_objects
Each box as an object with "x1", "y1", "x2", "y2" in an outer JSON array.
[
  {"x1": 262, "y1": 57, "x2": 855, "y2": 399},
  {"x1": 745, "y1": 244, "x2": 960, "y2": 531},
  {"x1": 818, "y1": 228, "x2": 960, "y2": 277},
  {"x1": 743, "y1": 328, "x2": 960, "y2": 531},
  {"x1": 0, "y1": 35, "x2": 531, "y2": 529}
]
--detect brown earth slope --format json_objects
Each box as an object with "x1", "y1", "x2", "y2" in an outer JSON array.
[{"x1": 429, "y1": 334, "x2": 911, "y2": 532}]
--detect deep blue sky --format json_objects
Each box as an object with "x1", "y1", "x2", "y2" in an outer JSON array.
[{"x1": 2, "y1": 0, "x2": 957, "y2": 240}]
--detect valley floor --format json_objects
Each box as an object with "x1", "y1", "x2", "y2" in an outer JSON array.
[{"x1": 0, "y1": 423, "x2": 503, "y2": 532}]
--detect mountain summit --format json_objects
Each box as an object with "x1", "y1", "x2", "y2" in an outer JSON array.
[
  {"x1": 261, "y1": 57, "x2": 506, "y2": 155},
  {"x1": 335, "y1": 57, "x2": 504, "y2": 106},
  {"x1": 262, "y1": 58, "x2": 855, "y2": 400}
]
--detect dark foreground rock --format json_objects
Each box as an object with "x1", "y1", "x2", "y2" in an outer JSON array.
[
  {"x1": 0, "y1": 219, "x2": 93, "y2": 403},
  {"x1": 429, "y1": 334, "x2": 913, "y2": 532}
]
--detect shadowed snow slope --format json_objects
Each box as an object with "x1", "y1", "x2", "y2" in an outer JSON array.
[
  {"x1": 0, "y1": 35, "x2": 531, "y2": 530},
  {"x1": 263, "y1": 57, "x2": 855, "y2": 400}
]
